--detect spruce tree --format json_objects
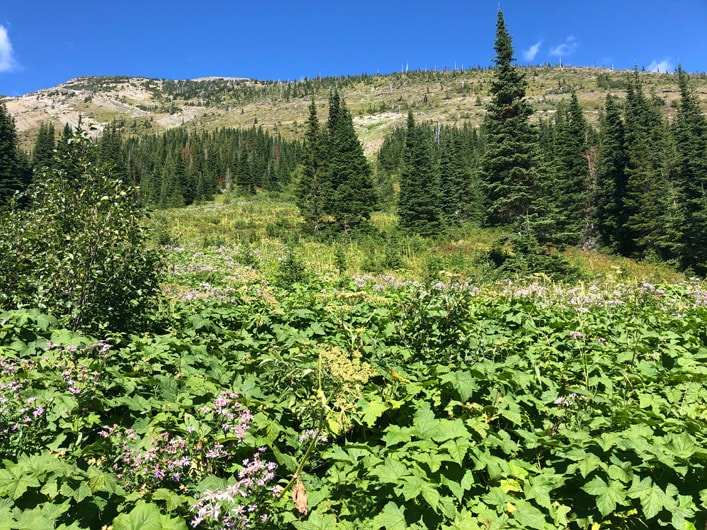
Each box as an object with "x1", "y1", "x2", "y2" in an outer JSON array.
[
  {"x1": 322, "y1": 91, "x2": 377, "y2": 230},
  {"x1": 0, "y1": 103, "x2": 25, "y2": 206},
  {"x1": 595, "y1": 95, "x2": 629, "y2": 253},
  {"x1": 673, "y1": 67, "x2": 707, "y2": 273},
  {"x1": 98, "y1": 123, "x2": 125, "y2": 175},
  {"x1": 480, "y1": 9, "x2": 539, "y2": 226},
  {"x1": 548, "y1": 92, "x2": 592, "y2": 245},
  {"x1": 622, "y1": 70, "x2": 670, "y2": 258},
  {"x1": 32, "y1": 122, "x2": 56, "y2": 172},
  {"x1": 397, "y1": 111, "x2": 443, "y2": 236},
  {"x1": 235, "y1": 147, "x2": 255, "y2": 194},
  {"x1": 295, "y1": 98, "x2": 326, "y2": 228},
  {"x1": 439, "y1": 129, "x2": 483, "y2": 226}
]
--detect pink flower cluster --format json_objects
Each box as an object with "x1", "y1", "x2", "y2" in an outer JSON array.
[
  {"x1": 101, "y1": 391, "x2": 256, "y2": 492},
  {"x1": 190, "y1": 447, "x2": 278, "y2": 529},
  {"x1": 198, "y1": 390, "x2": 253, "y2": 443},
  {"x1": 99, "y1": 425, "x2": 196, "y2": 489},
  {"x1": 0, "y1": 358, "x2": 47, "y2": 456},
  {"x1": 45, "y1": 340, "x2": 111, "y2": 397},
  {"x1": 299, "y1": 429, "x2": 328, "y2": 444}
]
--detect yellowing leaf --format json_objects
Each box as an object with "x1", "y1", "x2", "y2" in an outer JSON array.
[{"x1": 500, "y1": 478, "x2": 523, "y2": 493}]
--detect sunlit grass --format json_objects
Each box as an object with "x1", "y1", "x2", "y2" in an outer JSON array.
[{"x1": 151, "y1": 192, "x2": 691, "y2": 287}]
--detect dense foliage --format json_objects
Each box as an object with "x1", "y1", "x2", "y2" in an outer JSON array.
[
  {"x1": 1, "y1": 8, "x2": 706, "y2": 529},
  {"x1": 0, "y1": 127, "x2": 160, "y2": 333},
  {"x1": 0, "y1": 249, "x2": 705, "y2": 528}
]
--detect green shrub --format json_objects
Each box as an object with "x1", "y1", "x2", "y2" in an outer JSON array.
[
  {"x1": 275, "y1": 245, "x2": 308, "y2": 287},
  {"x1": 482, "y1": 216, "x2": 583, "y2": 282},
  {"x1": 0, "y1": 126, "x2": 161, "y2": 333}
]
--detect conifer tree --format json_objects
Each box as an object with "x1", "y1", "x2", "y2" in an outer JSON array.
[
  {"x1": 622, "y1": 70, "x2": 670, "y2": 258},
  {"x1": 32, "y1": 122, "x2": 56, "y2": 172},
  {"x1": 439, "y1": 129, "x2": 482, "y2": 226},
  {"x1": 595, "y1": 95, "x2": 629, "y2": 252},
  {"x1": 322, "y1": 91, "x2": 377, "y2": 230},
  {"x1": 480, "y1": 9, "x2": 539, "y2": 226},
  {"x1": 548, "y1": 92, "x2": 592, "y2": 245},
  {"x1": 0, "y1": 102, "x2": 26, "y2": 206},
  {"x1": 98, "y1": 123, "x2": 125, "y2": 176},
  {"x1": 295, "y1": 98, "x2": 326, "y2": 228},
  {"x1": 673, "y1": 67, "x2": 707, "y2": 273},
  {"x1": 398, "y1": 111, "x2": 443, "y2": 236},
  {"x1": 159, "y1": 156, "x2": 184, "y2": 208},
  {"x1": 235, "y1": 147, "x2": 255, "y2": 194}
]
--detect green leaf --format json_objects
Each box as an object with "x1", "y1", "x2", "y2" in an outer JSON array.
[
  {"x1": 440, "y1": 370, "x2": 477, "y2": 401},
  {"x1": 371, "y1": 458, "x2": 411, "y2": 483},
  {"x1": 399, "y1": 473, "x2": 441, "y2": 511},
  {"x1": 13, "y1": 508, "x2": 55, "y2": 530},
  {"x1": 294, "y1": 512, "x2": 339, "y2": 529},
  {"x1": 511, "y1": 499, "x2": 548, "y2": 530},
  {"x1": 582, "y1": 476, "x2": 627, "y2": 517},
  {"x1": 523, "y1": 476, "x2": 553, "y2": 511},
  {"x1": 87, "y1": 466, "x2": 121, "y2": 495},
  {"x1": 112, "y1": 501, "x2": 162, "y2": 530},
  {"x1": 431, "y1": 419, "x2": 468, "y2": 442},
  {"x1": 0, "y1": 466, "x2": 40, "y2": 499},
  {"x1": 628, "y1": 476, "x2": 666, "y2": 520},
  {"x1": 152, "y1": 488, "x2": 186, "y2": 512},
  {"x1": 412, "y1": 402, "x2": 438, "y2": 440},
  {"x1": 382, "y1": 425, "x2": 414, "y2": 446},
  {"x1": 112, "y1": 501, "x2": 187, "y2": 530},
  {"x1": 666, "y1": 432, "x2": 697, "y2": 459},
  {"x1": 440, "y1": 438, "x2": 470, "y2": 465},
  {"x1": 415, "y1": 449, "x2": 449, "y2": 473},
  {"x1": 360, "y1": 396, "x2": 389, "y2": 427},
  {"x1": 372, "y1": 502, "x2": 407, "y2": 530},
  {"x1": 567, "y1": 451, "x2": 604, "y2": 478}
]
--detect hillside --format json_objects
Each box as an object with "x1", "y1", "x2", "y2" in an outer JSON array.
[{"x1": 3, "y1": 67, "x2": 707, "y2": 154}]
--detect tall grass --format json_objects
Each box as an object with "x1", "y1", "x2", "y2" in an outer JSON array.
[{"x1": 151, "y1": 192, "x2": 686, "y2": 287}]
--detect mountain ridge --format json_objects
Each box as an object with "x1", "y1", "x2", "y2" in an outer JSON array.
[{"x1": 4, "y1": 67, "x2": 707, "y2": 154}]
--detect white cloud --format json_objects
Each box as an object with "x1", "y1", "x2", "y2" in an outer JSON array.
[
  {"x1": 549, "y1": 36, "x2": 578, "y2": 57},
  {"x1": 0, "y1": 25, "x2": 18, "y2": 73},
  {"x1": 522, "y1": 40, "x2": 543, "y2": 62},
  {"x1": 648, "y1": 57, "x2": 674, "y2": 73}
]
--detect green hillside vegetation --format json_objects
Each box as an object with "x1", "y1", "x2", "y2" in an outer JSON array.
[
  {"x1": 0, "y1": 9, "x2": 706, "y2": 529},
  {"x1": 4, "y1": 61, "x2": 707, "y2": 154}
]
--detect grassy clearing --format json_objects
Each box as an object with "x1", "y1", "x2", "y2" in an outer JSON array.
[{"x1": 151, "y1": 192, "x2": 685, "y2": 287}]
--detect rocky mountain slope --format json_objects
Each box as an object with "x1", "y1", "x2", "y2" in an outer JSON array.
[{"x1": 3, "y1": 67, "x2": 706, "y2": 154}]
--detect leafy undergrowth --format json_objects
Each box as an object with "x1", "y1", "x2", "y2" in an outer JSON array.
[{"x1": 1, "y1": 271, "x2": 706, "y2": 528}]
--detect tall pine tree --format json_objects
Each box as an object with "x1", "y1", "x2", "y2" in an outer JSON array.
[
  {"x1": 547, "y1": 92, "x2": 592, "y2": 245},
  {"x1": 397, "y1": 111, "x2": 443, "y2": 236},
  {"x1": 622, "y1": 70, "x2": 671, "y2": 258},
  {"x1": 439, "y1": 129, "x2": 483, "y2": 226},
  {"x1": 0, "y1": 102, "x2": 28, "y2": 206},
  {"x1": 321, "y1": 91, "x2": 377, "y2": 230},
  {"x1": 32, "y1": 122, "x2": 56, "y2": 172},
  {"x1": 480, "y1": 9, "x2": 539, "y2": 226},
  {"x1": 595, "y1": 94, "x2": 630, "y2": 253},
  {"x1": 295, "y1": 98, "x2": 326, "y2": 229},
  {"x1": 673, "y1": 67, "x2": 707, "y2": 273}
]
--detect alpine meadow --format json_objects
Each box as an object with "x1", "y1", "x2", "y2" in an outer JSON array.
[{"x1": 1, "y1": 9, "x2": 706, "y2": 530}]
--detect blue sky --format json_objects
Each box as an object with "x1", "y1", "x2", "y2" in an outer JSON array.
[{"x1": 1, "y1": 0, "x2": 706, "y2": 96}]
